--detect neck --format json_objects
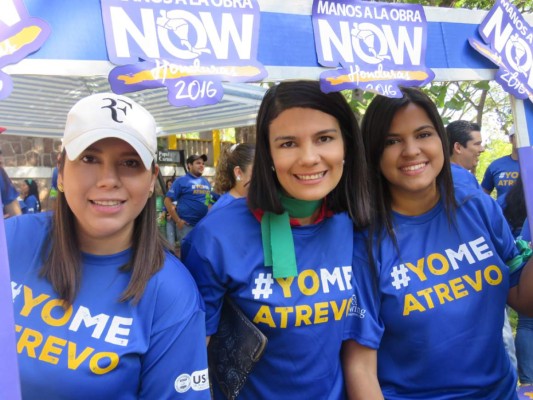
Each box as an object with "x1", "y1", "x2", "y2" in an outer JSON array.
[
  {"x1": 229, "y1": 186, "x2": 245, "y2": 198},
  {"x1": 280, "y1": 194, "x2": 323, "y2": 225},
  {"x1": 390, "y1": 185, "x2": 440, "y2": 216},
  {"x1": 511, "y1": 150, "x2": 518, "y2": 161},
  {"x1": 293, "y1": 208, "x2": 321, "y2": 226}
]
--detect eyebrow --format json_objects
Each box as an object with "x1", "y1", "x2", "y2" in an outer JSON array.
[
  {"x1": 387, "y1": 125, "x2": 436, "y2": 135},
  {"x1": 84, "y1": 145, "x2": 140, "y2": 157},
  {"x1": 272, "y1": 128, "x2": 339, "y2": 142}
]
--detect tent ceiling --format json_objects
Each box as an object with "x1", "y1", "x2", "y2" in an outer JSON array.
[{"x1": 0, "y1": 75, "x2": 267, "y2": 138}]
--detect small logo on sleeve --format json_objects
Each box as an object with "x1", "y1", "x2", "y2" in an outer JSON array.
[{"x1": 175, "y1": 369, "x2": 209, "y2": 393}]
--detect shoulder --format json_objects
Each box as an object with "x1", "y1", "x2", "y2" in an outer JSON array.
[
  {"x1": 454, "y1": 185, "x2": 499, "y2": 214},
  {"x1": 5, "y1": 212, "x2": 51, "y2": 237},
  {"x1": 143, "y1": 251, "x2": 204, "y2": 326},
  {"x1": 188, "y1": 199, "x2": 254, "y2": 240}
]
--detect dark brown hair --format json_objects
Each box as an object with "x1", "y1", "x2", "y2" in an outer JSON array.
[
  {"x1": 247, "y1": 80, "x2": 371, "y2": 229},
  {"x1": 40, "y1": 150, "x2": 170, "y2": 306}
]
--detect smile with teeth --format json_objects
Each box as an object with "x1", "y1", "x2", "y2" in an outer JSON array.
[
  {"x1": 401, "y1": 163, "x2": 426, "y2": 172},
  {"x1": 295, "y1": 172, "x2": 326, "y2": 180},
  {"x1": 91, "y1": 200, "x2": 124, "y2": 206}
]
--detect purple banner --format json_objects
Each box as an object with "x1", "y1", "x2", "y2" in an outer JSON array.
[
  {"x1": 0, "y1": 0, "x2": 51, "y2": 99},
  {"x1": 469, "y1": 0, "x2": 533, "y2": 103},
  {"x1": 312, "y1": 0, "x2": 434, "y2": 98},
  {"x1": 101, "y1": 0, "x2": 266, "y2": 108},
  {"x1": 0, "y1": 192, "x2": 21, "y2": 399}
]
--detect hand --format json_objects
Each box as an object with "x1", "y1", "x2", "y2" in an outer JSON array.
[{"x1": 177, "y1": 218, "x2": 187, "y2": 230}]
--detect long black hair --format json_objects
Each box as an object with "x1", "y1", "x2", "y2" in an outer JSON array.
[
  {"x1": 247, "y1": 80, "x2": 371, "y2": 229},
  {"x1": 361, "y1": 87, "x2": 456, "y2": 243}
]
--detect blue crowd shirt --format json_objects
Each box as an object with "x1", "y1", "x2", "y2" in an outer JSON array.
[
  {"x1": 166, "y1": 173, "x2": 212, "y2": 226},
  {"x1": 481, "y1": 155, "x2": 520, "y2": 206}
]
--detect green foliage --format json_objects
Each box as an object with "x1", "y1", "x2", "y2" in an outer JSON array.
[{"x1": 475, "y1": 139, "x2": 512, "y2": 184}]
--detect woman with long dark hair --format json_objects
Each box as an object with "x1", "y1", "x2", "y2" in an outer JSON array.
[
  {"x1": 343, "y1": 87, "x2": 533, "y2": 399},
  {"x1": 182, "y1": 80, "x2": 372, "y2": 399},
  {"x1": 5, "y1": 93, "x2": 209, "y2": 399}
]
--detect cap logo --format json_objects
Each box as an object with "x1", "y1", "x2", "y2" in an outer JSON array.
[{"x1": 101, "y1": 97, "x2": 132, "y2": 123}]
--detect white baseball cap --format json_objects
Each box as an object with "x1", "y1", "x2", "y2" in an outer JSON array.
[{"x1": 63, "y1": 93, "x2": 157, "y2": 169}]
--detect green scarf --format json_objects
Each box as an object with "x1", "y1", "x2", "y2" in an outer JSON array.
[{"x1": 261, "y1": 195, "x2": 322, "y2": 278}]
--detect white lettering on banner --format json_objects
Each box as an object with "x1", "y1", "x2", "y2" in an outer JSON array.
[
  {"x1": 107, "y1": 4, "x2": 255, "y2": 61},
  {"x1": 316, "y1": 18, "x2": 424, "y2": 66},
  {"x1": 316, "y1": 1, "x2": 422, "y2": 22},
  {"x1": 129, "y1": 0, "x2": 253, "y2": 7},
  {"x1": 481, "y1": 5, "x2": 533, "y2": 90},
  {"x1": 0, "y1": 0, "x2": 23, "y2": 27}
]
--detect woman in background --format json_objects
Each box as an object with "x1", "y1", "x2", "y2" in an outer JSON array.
[
  {"x1": 211, "y1": 142, "x2": 254, "y2": 211},
  {"x1": 20, "y1": 178, "x2": 41, "y2": 214}
]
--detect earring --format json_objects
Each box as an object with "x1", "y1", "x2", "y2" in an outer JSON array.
[
  {"x1": 342, "y1": 160, "x2": 345, "y2": 165},
  {"x1": 236, "y1": 176, "x2": 242, "y2": 182},
  {"x1": 58, "y1": 183, "x2": 64, "y2": 193},
  {"x1": 148, "y1": 190, "x2": 153, "y2": 198},
  {"x1": 271, "y1": 166, "x2": 275, "y2": 172}
]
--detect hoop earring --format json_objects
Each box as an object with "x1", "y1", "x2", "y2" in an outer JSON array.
[{"x1": 58, "y1": 183, "x2": 64, "y2": 193}]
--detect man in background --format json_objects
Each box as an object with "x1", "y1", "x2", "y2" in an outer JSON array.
[
  {"x1": 446, "y1": 120, "x2": 484, "y2": 189},
  {"x1": 164, "y1": 154, "x2": 215, "y2": 246},
  {"x1": 481, "y1": 129, "x2": 520, "y2": 207}
]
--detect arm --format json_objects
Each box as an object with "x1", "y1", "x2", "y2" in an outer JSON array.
[
  {"x1": 4, "y1": 199, "x2": 21, "y2": 218},
  {"x1": 164, "y1": 196, "x2": 186, "y2": 229},
  {"x1": 508, "y1": 257, "x2": 533, "y2": 317},
  {"x1": 342, "y1": 340, "x2": 383, "y2": 400},
  {"x1": 140, "y1": 310, "x2": 211, "y2": 399}
]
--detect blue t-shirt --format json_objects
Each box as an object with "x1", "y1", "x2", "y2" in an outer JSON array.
[
  {"x1": 182, "y1": 199, "x2": 356, "y2": 400},
  {"x1": 51, "y1": 167, "x2": 58, "y2": 190},
  {"x1": 209, "y1": 192, "x2": 236, "y2": 212},
  {"x1": 1, "y1": 170, "x2": 19, "y2": 208},
  {"x1": 481, "y1": 155, "x2": 519, "y2": 206},
  {"x1": 166, "y1": 173, "x2": 212, "y2": 226},
  {"x1": 6, "y1": 213, "x2": 210, "y2": 400},
  {"x1": 451, "y1": 163, "x2": 480, "y2": 190},
  {"x1": 21, "y1": 194, "x2": 40, "y2": 214},
  {"x1": 349, "y1": 187, "x2": 523, "y2": 400}
]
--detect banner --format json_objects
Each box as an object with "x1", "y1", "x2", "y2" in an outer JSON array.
[
  {"x1": 312, "y1": 0, "x2": 434, "y2": 97},
  {"x1": 469, "y1": 0, "x2": 533, "y2": 103},
  {"x1": 101, "y1": 0, "x2": 267, "y2": 107}
]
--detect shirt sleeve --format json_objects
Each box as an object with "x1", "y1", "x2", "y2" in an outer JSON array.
[
  {"x1": 139, "y1": 261, "x2": 210, "y2": 399},
  {"x1": 480, "y1": 163, "x2": 495, "y2": 193},
  {"x1": 345, "y1": 231, "x2": 384, "y2": 349},
  {"x1": 139, "y1": 310, "x2": 210, "y2": 399},
  {"x1": 181, "y1": 228, "x2": 226, "y2": 336}
]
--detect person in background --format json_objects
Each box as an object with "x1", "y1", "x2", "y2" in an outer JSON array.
[
  {"x1": 5, "y1": 93, "x2": 209, "y2": 399},
  {"x1": 182, "y1": 80, "x2": 372, "y2": 399},
  {"x1": 164, "y1": 177, "x2": 178, "y2": 248},
  {"x1": 20, "y1": 178, "x2": 41, "y2": 214},
  {"x1": 1, "y1": 165, "x2": 22, "y2": 218},
  {"x1": 482, "y1": 128, "x2": 520, "y2": 207},
  {"x1": 508, "y1": 179, "x2": 533, "y2": 388},
  {"x1": 165, "y1": 154, "x2": 215, "y2": 245},
  {"x1": 447, "y1": 120, "x2": 516, "y2": 370},
  {"x1": 344, "y1": 87, "x2": 533, "y2": 399},
  {"x1": 211, "y1": 142, "x2": 255, "y2": 211},
  {"x1": 446, "y1": 120, "x2": 484, "y2": 189}
]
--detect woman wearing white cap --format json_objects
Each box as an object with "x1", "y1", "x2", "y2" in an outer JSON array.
[{"x1": 5, "y1": 93, "x2": 210, "y2": 399}]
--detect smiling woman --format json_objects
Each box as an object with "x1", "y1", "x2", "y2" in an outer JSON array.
[
  {"x1": 343, "y1": 87, "x2": 533, "y2": 400},
  {"x1": 5, "y1": 93, "x2": 210, "y2": 400},
  {"x1": 182, "y1": 80, "x2": 372, "y2": 400}
]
